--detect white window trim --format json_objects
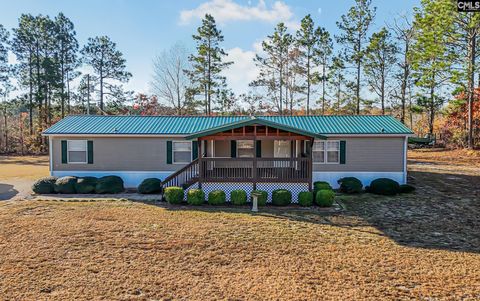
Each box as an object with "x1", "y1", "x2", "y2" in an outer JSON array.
[
  {"x1": 172, "y1": 141, "x2": 193, "y2": 164},
  {"x1": 313, "y1": 140, "x2": 340, "y2": 165},
  {"x1": 67, "y1": 140, "x2": 88, "y2": 164}
]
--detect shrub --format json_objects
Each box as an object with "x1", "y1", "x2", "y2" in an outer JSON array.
[
  {"x1": 95, "y1": 176, "x2": 124, "y2": 194},
  {"x1": 313, "y1": 181, "x2": 333, "y2": 199},
  {"x1": 316, "y1": 189, "x2": 335, "y2": 207},
  {"x1": 230, "y1": 190, "x2": 247, "y2": 205},
  {"x1": 54, "y1": 176, "x2": 77, "y2": 194},
  {"x1": 32, "y1": 176, "x2": 58, "y2": 194},
  {"x1": 368, "y1": 178, "x2": 400, "y2": 196},
  {"x1": 74, "y1": 177, "x2": 98, "y2": 194},
  {"x1": 272, "y1": 189, "x2": 292, "y2": 206},
  {"x1": 400, "y1": 184, "x2": 416, "y2": 193},
  {"x1": 298, "y1": 191, "x2": 313, "y2": 207},
  {"x1": 164, "y1": 186, "x2": 184, "y2": 204},
  {"x1": 250, "y1": 190, "x2": 268, "y2": 206},
  {"x1": 337, "y1": 177, "x2": 363, "y2": 194},
  {"x1": 187, "y1": 189, "x2": 205, "y2": 205},
  {"x1": 137, "y1": 178, "x2": 162, "y2": 194},
  {"x1": 208, "y1": 190, "x2": 226, "y2": 205}
]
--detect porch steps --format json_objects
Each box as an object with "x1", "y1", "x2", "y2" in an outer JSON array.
[{"x1": 161, "y1": 159, "x2": 199, "y2": 189}]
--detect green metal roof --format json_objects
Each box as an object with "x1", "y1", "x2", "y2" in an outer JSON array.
[
  {"x1": 43, "y1": 115, "x2": 414, "y2": 136},
  {"x1": 184, "y1": 117, "x2": 326, "y2": 139}
]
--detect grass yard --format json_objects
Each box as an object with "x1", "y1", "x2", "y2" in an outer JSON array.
[
  {"x1": 0, "y1": 150, "x2": 479, "y2": 300},
  {"x1": 0, "y1": 155, "x2": 49, "y2": 180}
]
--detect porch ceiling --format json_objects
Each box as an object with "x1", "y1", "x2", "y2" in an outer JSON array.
[{"x1": 185, "y1": 117, "x2": 326, "y2": 140}]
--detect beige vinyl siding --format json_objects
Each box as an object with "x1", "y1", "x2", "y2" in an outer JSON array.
[
  {"x1": 313, "y1": 137, "x2": 404, "y2": 172},
  {"x1": 52, "y1": 137, "x2": 188, "y2": 172},
  {"x1": 52, "y1": 135, "x2": 405, "y2": 173}
]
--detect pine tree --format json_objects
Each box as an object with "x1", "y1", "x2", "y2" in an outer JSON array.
[
  {"x1": 364, "y1": 27, "x2": 397, "y2": 114},
  {"x1": 295, "y1": 15, "x2": 316, "y2": 115},
  {"x1": 81, "y1": 36, "x2": 132, "y2": 112},
  {"x1": 252, "y1": 22, "x2": 293, "y2": 114},
  {"x1": 336, "y1": 0, "x2": 376, "y2": 114},
  {"x1": 54, "y1": 13, "x2": 79, "y2": 117},
  {"x1": 313, "y1": 26, "x2": 333, "y2": 114},
  {"x1": 411, "y1": 0, "x2": 453, "y2": 135},
  {"x1": 185, "y1": 14, "x2": 232, "y2": 115}
]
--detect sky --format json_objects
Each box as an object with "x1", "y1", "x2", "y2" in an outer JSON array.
[{"x1": 0, "y1": 0, "x2": 420, "y2": 98}]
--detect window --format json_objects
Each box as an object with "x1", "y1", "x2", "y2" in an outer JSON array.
[
  {"x1": 312, "y1": 141, "x2": 325, "y2": 163},
  {"x1": 312, "y1": 141, "x2": 340, "y2": 164},
  {"x1": 274, "y1": 140, "x2": 291, "y2": 158},
  {"x1": 237, "y1": 140, "x2": 254, "y2": 158},
  {"x1": 67, "y1": 140, "x2": 87, "y2": 164},
  {"x1": 173, "y1": 141, "x2": 192, "y2": 163}
]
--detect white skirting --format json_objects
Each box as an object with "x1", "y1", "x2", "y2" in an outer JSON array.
[
  {"x1": 313, "y1": 171, "x2": 406, "y2": 188},
  {"x1": 51, "y1": 170, "x2": 174, "y2": 188}
]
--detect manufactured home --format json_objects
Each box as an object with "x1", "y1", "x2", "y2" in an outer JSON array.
[{"x1": 43, "y1": 115, "x2": 413, "y2": 201}]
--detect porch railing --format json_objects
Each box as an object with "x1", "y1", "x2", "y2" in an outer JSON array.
[
  {"x1": 199, "y1": 157, "x2": 311, "y2": 183},
  {"x1": 161, "y1": 158, "x2": 199, "y2": 189}
]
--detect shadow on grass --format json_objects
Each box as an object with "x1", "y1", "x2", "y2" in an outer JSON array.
[{"x1": 0, "y1": 184, "x2": 19, "y2": 201}]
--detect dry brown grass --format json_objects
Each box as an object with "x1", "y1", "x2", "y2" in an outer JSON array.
[
  {"x1": 0, "y1": 151, "x2": 479, "y2": 300},
  {"x1": 0, "y1": 155, "x2": 49, "y2": 180},
  {"x1": 409, "y1": 148, "x2": 480, "y2": 167}
]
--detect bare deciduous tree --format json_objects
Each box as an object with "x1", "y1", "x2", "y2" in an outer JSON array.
[{"x1": 150, "y1": 43, "x2": 191, "y2": 115}]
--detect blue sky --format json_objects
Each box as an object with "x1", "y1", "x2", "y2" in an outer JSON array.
[{"x1": 1, "y1": 0, "x2": 420, "y2": 97}]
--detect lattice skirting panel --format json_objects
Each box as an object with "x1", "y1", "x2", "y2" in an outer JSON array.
[
  {"x1": 186, "y1": 182, "x2": 309, "y2": 203},
  {"x1": 256, "y1": 183, "x2": 309, "y2": 203}
]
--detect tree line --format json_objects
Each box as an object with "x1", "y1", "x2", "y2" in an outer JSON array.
[{"x1": 0, "y1": 0, "x2": 479, "y2": 154}]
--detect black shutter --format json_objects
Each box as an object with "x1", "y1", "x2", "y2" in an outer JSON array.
[
  {"x1": 256, "y1": 140, "x2": 261, "y2": 158},
  {"x1": 192, "y1": 141, "x2": 198, "y2": 160},
  {"x1": 166, "y1": 141, "x2": 172, "y2": 164},
  {"x1": 87, "y1": 141, "x2": 94, "y2": 164},
  {"x1": 231, "y1": 140, "x2": 237, "y2": 158},
  {"x1": 340, "y1": 140, "x2": 346, "y2": 164},
  {"x1": 61, "y1": 140, "x2": 67, "y2": 164}
]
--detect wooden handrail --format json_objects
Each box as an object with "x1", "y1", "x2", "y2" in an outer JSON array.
[{"x1": 161, "y1": 158, "x2": 199, "y2": 188}]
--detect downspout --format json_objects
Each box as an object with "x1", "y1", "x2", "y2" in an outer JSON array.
[{"x1": 49, "y1": 136, "x2": 53, "y2": 176}]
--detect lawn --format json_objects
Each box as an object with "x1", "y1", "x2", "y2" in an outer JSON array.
[{"x1": 0, "y1": 150, "x2": 479, "y2": 300}]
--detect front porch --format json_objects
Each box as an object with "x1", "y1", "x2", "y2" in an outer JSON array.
[{"x1": 161, "y1": 117, "x2": 325, "y2": 191}]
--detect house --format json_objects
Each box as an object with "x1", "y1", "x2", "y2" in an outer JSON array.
[{"x1": 43, "y1": 115, "x2": 413, "y2": 201}]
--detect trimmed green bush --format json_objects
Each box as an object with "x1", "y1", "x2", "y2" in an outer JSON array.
[
  {"x1": 54, "y1": 176, "x2": 77, "y2": 194},
  {"x1": 74, "y1": 177, "x2": 98, "y2": 194},
  {"x1": 137, "y1": 178, "x2": 162, "y2": 194},
  {"x1": 313, "y1": 181, "x2": 333, "y2": 199},
  {"x1": 230, "y1": 190, "x2": 247, "y2": 205},
  {"x1": 298, "y1": 191, "x2": 313, "y2": 207},
  {"x1": 95, "y1": 176, "x2": 124, "y2": 194},
  {"x1": 400, "y1": 184, "x2": 416, "y2": 193},
  {"x1": 368, "y1": 178, "x2": 400, "y2": 196},
  {"x1": 272, "y1": 189, "x2": 292, "y2": 206},
  {"x1": 208, "y1": 190, "x2": 226, "y2": 205},
  {"x1": 337, "y1": 177, "x2": 363, "y2": 194},
  {"x1": 164, "y1": 186, "x2": 184, "y2": 204},
  {"x1": 32, "y1": 176, "x2": 58, "y2": 194},
  {"x1": 187, "y1": 189, "x2": 205, "y2": 205},
  {"x1": 250, "y1": 190, "x2": 268, "y2": 206},
  {"x1": 316, "y1": 189, "x2": 335, "y2": 207}
]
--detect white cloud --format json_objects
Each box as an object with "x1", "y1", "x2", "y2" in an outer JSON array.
[
  {"x1": 179, "y1": 0, "x2": 296, "y2": 26},
  {"x1": 223, "y1": 47, "x2": 259, "y2": 95}
]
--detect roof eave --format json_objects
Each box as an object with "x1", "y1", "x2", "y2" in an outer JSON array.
[{"x1": 185, "y1": 117, "x2": 326, "y2": 140}]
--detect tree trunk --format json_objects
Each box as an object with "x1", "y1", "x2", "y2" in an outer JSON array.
[
  {"x1": 28, "y1": 53, "x2": 33, "y2": 135},
  {"x1": 381, "y1": 74, "x2": 385, "y2": 115},
  {"x1": 429, "y1": 85, "x2": 435, "y2": 135},
  {"x1": 467, "y1": 31, "x2": 476, "y2": 148},
  {"x1": 400, "y1": 40, "x2": 409, "y2": 124},
  {"x1": 306, "y1": 51, "x2": 310, "y2": 115},
  {"x1": 322, "y1": 61, "x2": 326, "y2": 115}
]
